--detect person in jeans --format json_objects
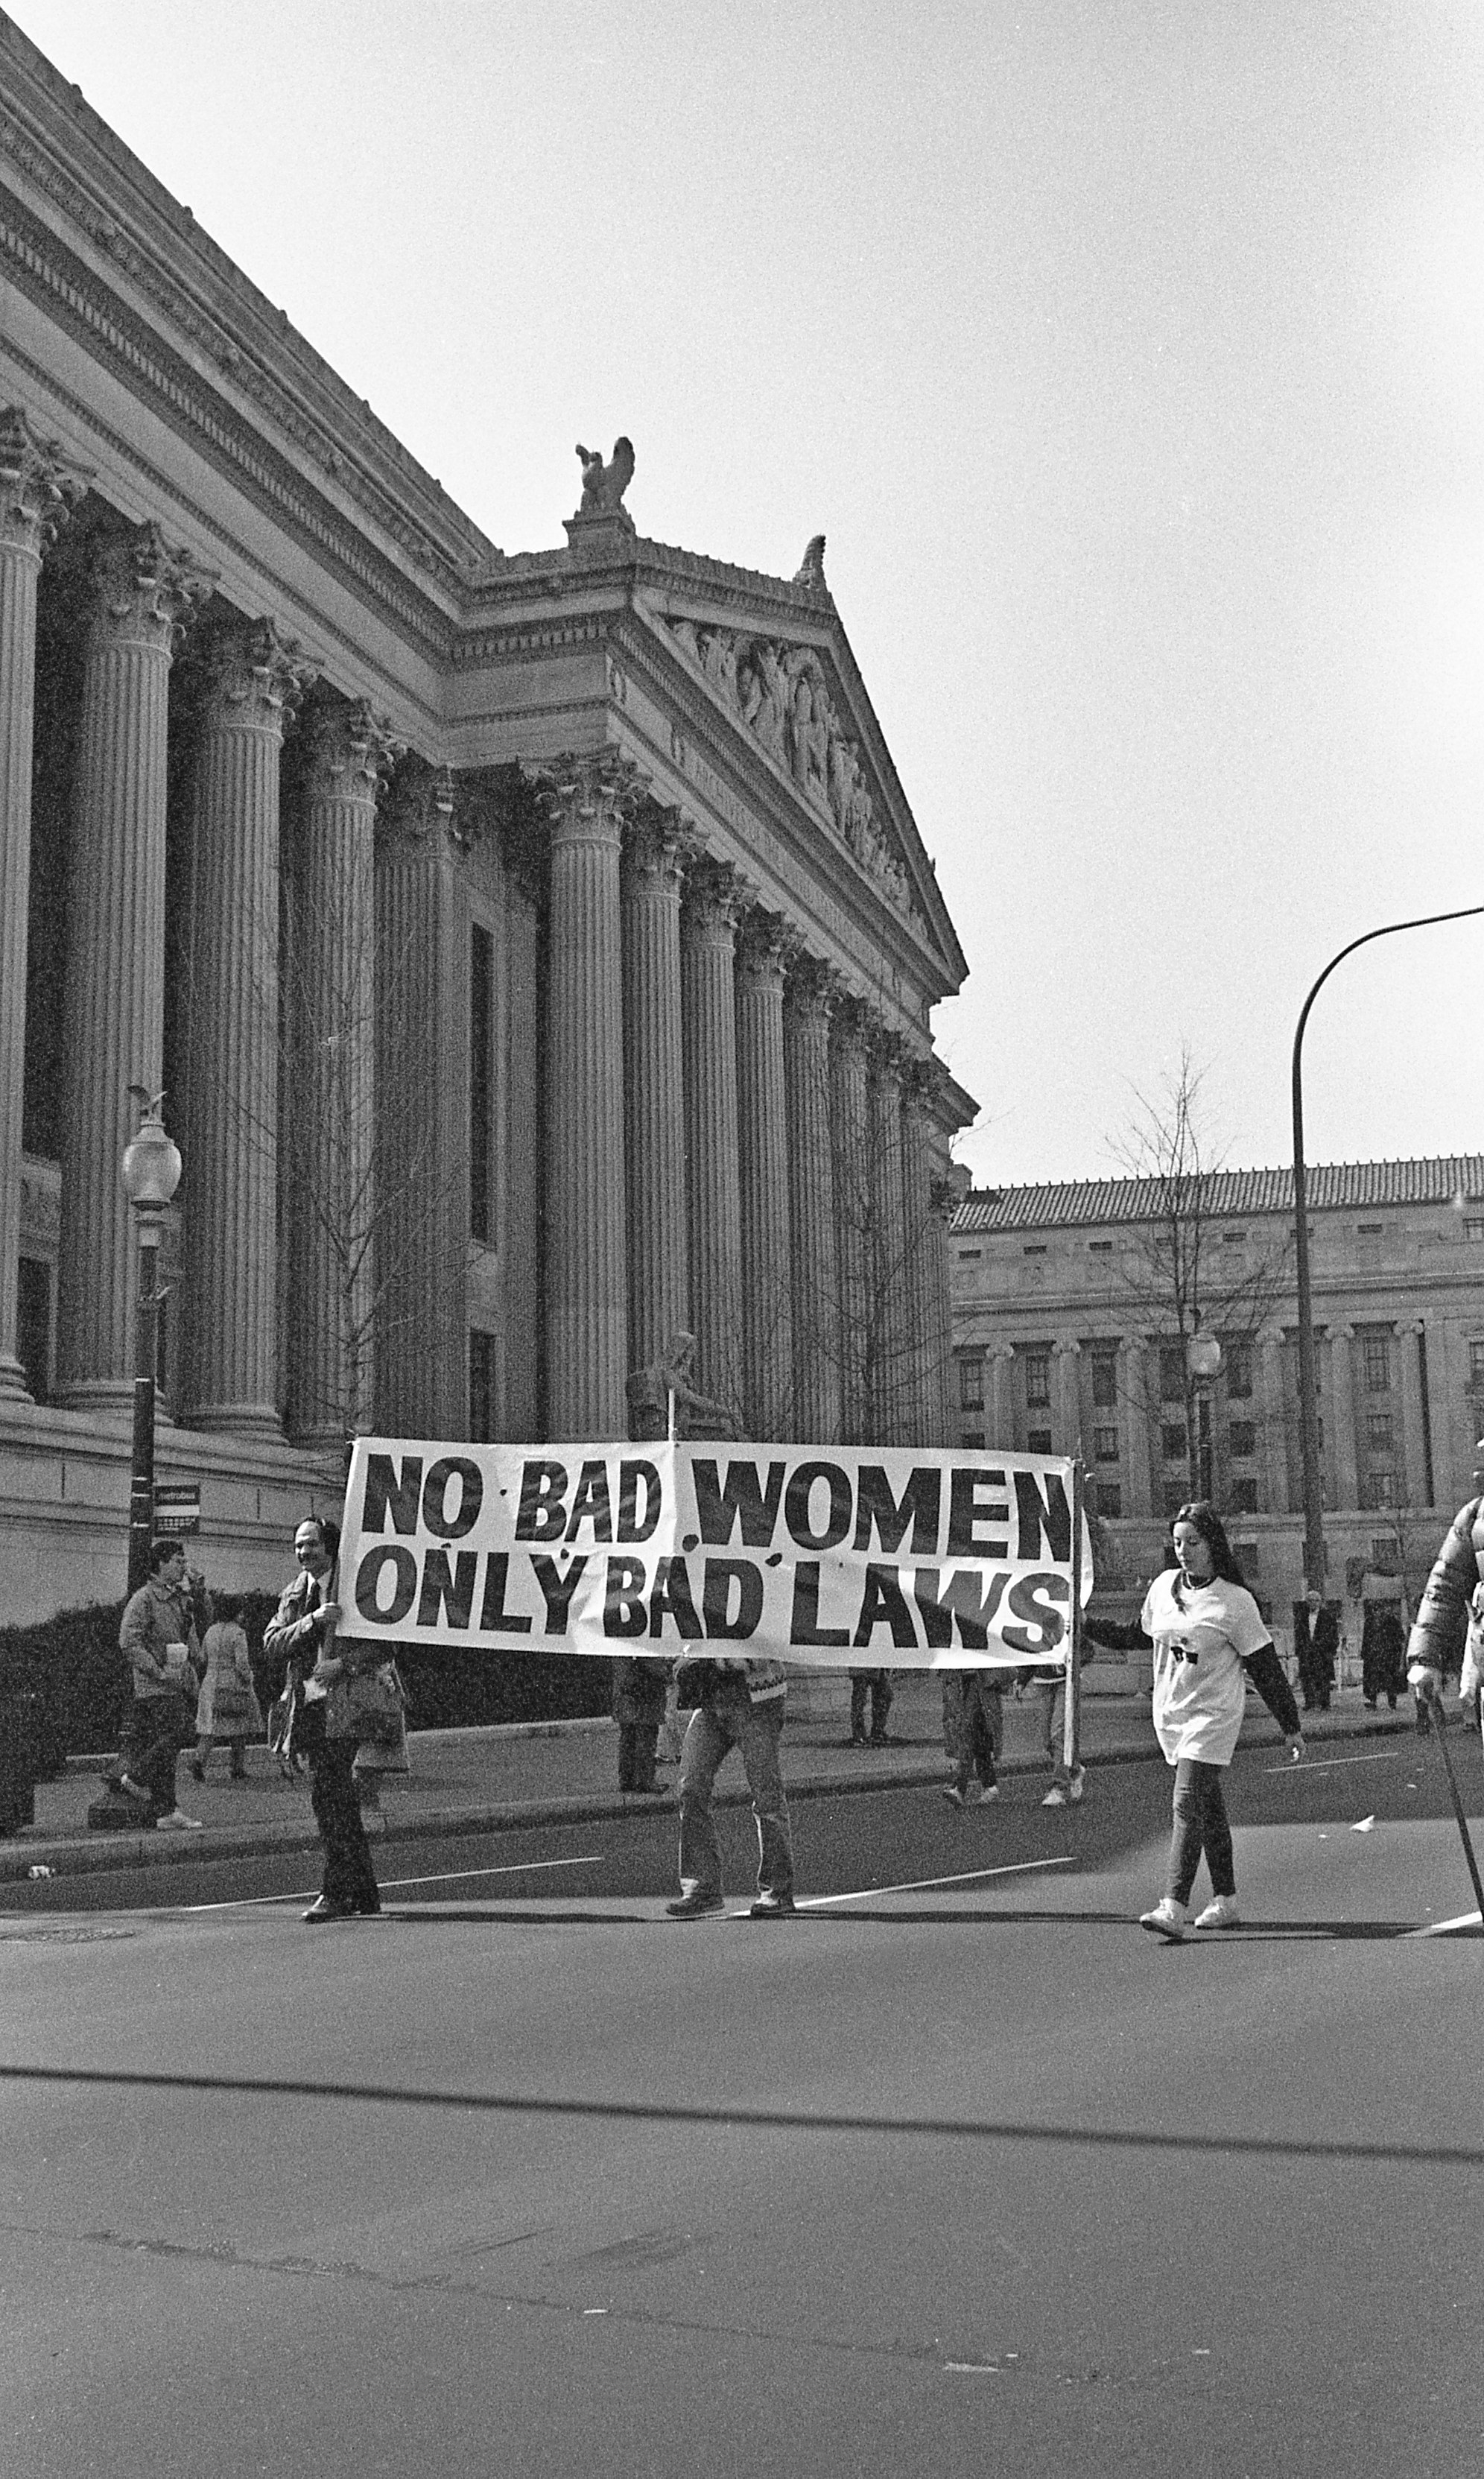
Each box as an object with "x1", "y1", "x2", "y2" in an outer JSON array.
[
  {"x1": 848, "y1": 1668, "x2": 894, "y2": 1747},
  {"x1": 1017, "y1": 1661, "x2": 1087, "y2": 1808},
  {"x1": 1086, "y1": 1501, "x2": 1304, "y2": 1940},
  {"x1": 115, "y1": 1538, "x2": 203, "y2": 1829},
  {"x1": 667, "y1": 1658, "x2": 796, "y2": 1918},
  {"x1": 942, "y1": 1668, "x2": 1003, "y2": 1808}
]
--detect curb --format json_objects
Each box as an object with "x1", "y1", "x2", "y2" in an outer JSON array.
[{"x1": 0, "y1": 1712, "x2": 1413, "y2": 1887}]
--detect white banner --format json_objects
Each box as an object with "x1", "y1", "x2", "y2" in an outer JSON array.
[{"x1": 337, "y1": 1439, "x2": 1092, "y2": 1670}]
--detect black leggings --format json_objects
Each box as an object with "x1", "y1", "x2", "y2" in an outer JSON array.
[{"x1": 1167, "y1": 1758, "x2": 1235, "y2": 1905}]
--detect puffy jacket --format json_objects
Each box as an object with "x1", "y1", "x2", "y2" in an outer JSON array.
[{"x1": 1407, "y1": 1497, "x2": 1484, "y2": 1679}]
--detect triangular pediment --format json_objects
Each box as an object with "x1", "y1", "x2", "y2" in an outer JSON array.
[{"x1": 638, "y1": 564, "x2": 966, "y2": 989}]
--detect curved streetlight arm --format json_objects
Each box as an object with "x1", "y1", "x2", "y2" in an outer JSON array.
[{"x1": 1292, "y1": 903, "x2": 1484, "y2": 1595}]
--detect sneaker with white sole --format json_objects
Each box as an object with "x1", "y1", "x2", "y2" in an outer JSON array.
[
  {"x1": 942, "y1": 1784, "x2": 965, "y2": 1807},
  {"x1": 1139, "y1": 1897, "x2": 1189, "y2": 1940},
  {"x1": 1192, "y1": 1895, "x2": 1240, "y2": 1931},
  {"x1": 977, "y1": 1783, "x2": 999, "y2": 1801},
  {"x1": 155, "y1": 1808, "x2": 203, "y2": 1831},
  {"x1": 1041, "y1": 1783, "x2": 1068, "y2": 1807}
]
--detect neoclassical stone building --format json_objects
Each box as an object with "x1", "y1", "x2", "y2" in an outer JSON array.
[{"x1": 0, "y1": 18, "x2": 974, "y2": 1621}]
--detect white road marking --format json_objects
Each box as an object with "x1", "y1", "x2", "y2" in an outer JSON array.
[
  {"x1": 183, "y1": 1853, "x2": 606, "y2": 1914},
  {"x1": 1406, "y1": 1910, "x2": 1483, "y2": 1939},
  {"x1": 794, "y1": 1856, "x2": 1075, "y2": 1911},
  {"x1": 1263, "y1": 1751, "x2": 1405, "y2": 1775}
]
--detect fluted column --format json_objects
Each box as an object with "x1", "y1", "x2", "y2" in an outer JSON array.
[
  {"x1": 926, "y1": 1174, "x2": 957, "y2": 1446},
  {"x1": 830, "y1": 996, "x2": 871, "y2": 1445},
  {"x1": 1120, "y1": 1334, "x2": 1153, "y2": 1513},
  {"x1": 1055, "y1": 1338, "x2": 1084, "y2": 1457},
  {"x1": 372, "y1": 760, "x2": 476, "y2": 1439},
  {"x1": 866, "y1": 1033, "x2": 909, "y2": 1444},
  {"x1": 681, "y1": 857, "x2": 746, "y2": 1415},
  {"x1": 1258, "y1": 1326, "x2": 1290, "y2": 1515},
  {"x1": 622, "y1": 806, "x2": 689, "y2": 1387},
  {"x1": 538, "y1": 752, "x2": 636, "y2": 1440},
  {"x1": 285, "y1": 696, "x2": 400, "y2": 1449},
  {"x1": 898, "y1": 1063, "x2": 936, "y2": 1447},
  {"x1": 0, "y1": 411, "x2": 86, "y2": 1401},
  {"x1": 735, "y1": 910, "x2": 793, "y2": 1438},
  {"x1": 57, "y1": 522, "x2": 210, "y2": 1412},
  {"x1": 1398, "y1": 1317, "x2": 1431, "y2": 1510},
  {"x1": 987, "y1": 1341, "x2": 1017, "y2": 1448},
  {"x1": 784, "y1": 954, "x2": 840, "y2": 1443},
  {"x1": 180, "y1": 621, "x2": 309, "y2": 1436},
  {"x1": 1328, "y1": 1324, "x2": 1358, "y2": 1512}
]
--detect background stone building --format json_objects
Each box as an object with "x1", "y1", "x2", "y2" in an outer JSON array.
[
  {"x1": 951, "y1": 1157, "x2": 1484, "y2": 1627},
  {"x1": 0, "y1": 16, "x2": 974, "y2": 1623}
]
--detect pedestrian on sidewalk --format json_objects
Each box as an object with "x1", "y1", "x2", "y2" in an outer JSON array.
[
  {"x1": 114, "y1": 1539, "x2": 203, "y2": 1830},
  {"x1": 191, "y1": 1592, "x2": 262, "y2": 1785},
  {"x1": 1085, "y1": 1501, "x2": 1304, "y2": 1940},
  {"x1": 264, "y1": 1517, "x2": 380, "y2": 1923},
  {"x1": 1405, "y1": 1467, "x2": 1484, "y2": 1749},
  {"x1": 666, "y1": 1658, "x2": 796, "y2": 1918},
  {"x1": 849, "y1": 1668, "x2": 894, "y2": 1747},
  {"x1": 942, "y1": 1668, "x2": 1002, "y2": 1808},
  {"x1": 613, "y1": 1655, "x2": 668, "y2": 1794}
]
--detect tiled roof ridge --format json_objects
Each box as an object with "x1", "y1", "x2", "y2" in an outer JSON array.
[{"x1": 951, "y1": 1155, "x2": 1484, "y2": 1232}]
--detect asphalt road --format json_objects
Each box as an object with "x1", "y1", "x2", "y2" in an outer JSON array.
[{"x1": 3, "y1": 1737, "x2": 1482, "y2": 2479}]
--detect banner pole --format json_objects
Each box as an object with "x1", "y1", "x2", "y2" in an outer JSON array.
[{"x1": 1065, "y1": 1457, "x2": 1085, "y2": 1780}]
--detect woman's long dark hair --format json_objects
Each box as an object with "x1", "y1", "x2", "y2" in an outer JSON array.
[{"x1": 1170, "y1": 1499, "x2": 1246, "y2": 1592}]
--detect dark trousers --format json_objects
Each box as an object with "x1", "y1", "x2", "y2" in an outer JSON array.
[
  {"x1": 850, "y1": 1671, "x2": 893, "y2": 1742},
  {"x1": 1166, "y1": 1758, "x2": 1235, "y2": 1905},
  {"x1": 302, "y1": 1717, "x2": 379, "y2": 1912},
  {"x1": 617, "y1": 1720, "x2": 659, "y2": 1791},
  {"x1": 118, "y1": 1691, "x2": 188, "y2": 1816}
]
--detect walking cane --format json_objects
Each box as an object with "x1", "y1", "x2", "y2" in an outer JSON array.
[{"x1": 1421, "y1": 1685, "x2": 1484, "y2": 1922}]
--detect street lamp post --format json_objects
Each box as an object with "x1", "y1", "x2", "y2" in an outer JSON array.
[
  {"x1": 121, "y1": 1094, "x2": 182, "y2": 1596},
  {"x1": 1187, "y1": 1331, "x2": 1222, "y2": 1501},
  {"x1": 1292, "y1": 904, "x2": 1484, "y2": 1595}
]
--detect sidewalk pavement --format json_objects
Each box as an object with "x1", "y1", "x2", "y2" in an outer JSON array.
[{"x1": 0, "y1": 1674, "x2": 1416, "y2": 1887}]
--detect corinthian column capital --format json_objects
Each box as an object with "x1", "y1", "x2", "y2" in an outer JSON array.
[
  {"x1": 532, "y1": 748, "x2": 650, "y2": 842},
  {"x1": 0, "y1": 407, "x2": 91, "y2": 559},
  {"x1": 681, "y1": 852, "x2": 749, "y2": 946},
  {"x1": 624, "y1": 802, "x2": 691, "y2": 895},
  {"x1": 87, "y1": 519, "x2": 215, "y2": 656},
  {"x1": 783, "y1": 948, "x2": 838, "y2": 1026},
  {"x1": 376, "y1": 756, "x2": 483, "y2": 861},
  {"x1": 302, "y1": 694, "x2": 405, "y2": 806},
  {"x1": 735, "y1": 907, "x2": 792, "y2": 995},
  {"x1": 201, "y1": 617, "x2": 314, "y2": 740}
]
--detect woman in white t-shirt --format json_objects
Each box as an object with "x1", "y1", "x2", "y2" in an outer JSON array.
[{"x1": 1094, "y1": 1501, "x2": 1304, "y2": 1940}]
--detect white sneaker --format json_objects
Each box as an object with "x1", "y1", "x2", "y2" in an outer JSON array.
[
  {"x1": 1041, "y1": 1784, "x2": 1068, "y2": 1807},
  {"x1": 156, "y1": 1808, "x2": 203, "y2": 1831},
  {"x1": 1139, "y1": 1897, "x2": 1189, "y2": 1940},
  {"x1": 942, "y1": 1784, "x2": 964, "y2": 1807},
  {"x1": 978, "y1": 1784, "x2": 999, "y2": 1802},
  {"x1": 1193, "y1": 1895, "x2": 1240, "y2": 1931}
]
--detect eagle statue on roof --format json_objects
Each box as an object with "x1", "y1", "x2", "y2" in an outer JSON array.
[{"x1": 575, "y1": 437, "x2": 635, "y2": 516}]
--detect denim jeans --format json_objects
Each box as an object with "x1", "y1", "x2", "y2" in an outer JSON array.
[
  {"x1": 118, "y1": 1691, "x2": 189, "y2": 1815},
  {"x1": 1167, "y1": 1757, "x2": 1235, "y2": 1905},
  {"x1": 954, "y1": 1674, "x2": 1003, "y2": 1794},
  {"x1": 1030, "y1": 1677, "x2": 1076, "y2": 1787},
  {"x1": 677, "y1": 1687, "x2": 793, "y2": 1902}
]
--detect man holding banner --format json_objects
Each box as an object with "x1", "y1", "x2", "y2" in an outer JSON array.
[{"x1": 668, "y1": 1656, "x2": 796, "y2": 1919}]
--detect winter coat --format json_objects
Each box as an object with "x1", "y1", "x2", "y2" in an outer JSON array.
[
  {"x1": 1407, "y1": 1496, "x2": 1484, "y2": 1680},
  {"x1": 118, "y1": 1577, "x2": 197, "y2": 1701},
  {"x1": 196, "y1": 1621, "x2": 264, "y2": 1741}
]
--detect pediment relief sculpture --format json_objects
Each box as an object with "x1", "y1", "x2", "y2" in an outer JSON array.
[{"x1": 665, "y1": 615, "x2": 921, "y2": 929}]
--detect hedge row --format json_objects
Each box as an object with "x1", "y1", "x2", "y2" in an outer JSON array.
[{"x1": 0, "y1": 1597, "x2": 614, "y2": 1776}]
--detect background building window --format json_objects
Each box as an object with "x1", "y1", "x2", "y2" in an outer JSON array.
[
  {"x1": 960, "y1": 1431, "x2": 986, "y2": 1451},
  {"x1": 469, "y1": 1328, "x2": 498, "y2": 1443},
  {"x1": 1225, "y1": 1340, "x2": 1253, "y2": 1400},
  {"x1": 1027, "y1": 1428, "x2": 1053, "y2": 1455},
  {"x1": 1371, "y1": 1536, "x2": 1401, "y2": 1572},
  {"x1": 1088, "y1": 1238, "x2": 1113, "y2": 1255},
  {"x1": 959, "y1": 1355, "x2": 984, "y2": 1411},
  {"x1": 1230, "y1": 1477, "x2": 1260, "y2": 1514},
  {"x1": 1366, "y1": 1411, "x2": 1394, "y2": 1453},
  {"x1": 1024, "y1": 1349, "x2": 1050, "y2": 1407},
  {"x1": 1161, "y1": 1422, "x2": 1187, "y2": 1463},
  {"x1": 957, "y1": 1247, "x2": 982, "y2": 1260},
  {"x1": 1228, "y1": 1421, "x2": 1256, "y2": 1459},
  {"x1": 469, "y1": 922, "x2": 494, "y2": 1244},
  {"x1": 1363, "y1": 1469, "x2": 1397, "y2": 1510},
  {"x1": 1159, "y1": 1345, "x2": 1185, "y2": 1402},
  {"x1": 1361, "y1": 1331, "x2": 1392, "y2": 1393},
  {"x1": 1465, "y1": 1220, "x2": 1484, "y2": 1241},
  {"x1": 1234, "y1": 1540, "x2": 1260, "y2": 1574},
  {"x1": 1095, "y1": 1481, "x2": 1122, "y2": 1518},
  {"x1": 1470, "y1": 1340, "x2": 1484, "y2": 1390},
  {"x1": 1023, "y1": 1243, "x2": 1047, "y2": 1256},
  {"x1": 1091, "y1": 1349, "x2": 1117, "y2": 1408},
  {"x1": 1163, "y1": 1481, "x2": 1187, "y2": 1518},
  {"x1": 1094, "y1": 1425, "x2": 1120, "y2": 1462}
]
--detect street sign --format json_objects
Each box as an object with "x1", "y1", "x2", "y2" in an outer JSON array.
[{"x1": 153, "y1": 1483, "x2": 200, "y2": 1536}]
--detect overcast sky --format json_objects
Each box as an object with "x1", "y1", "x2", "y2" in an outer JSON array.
[{"x1": 12, "y1": 0, "x2": 1483, "y2": 1191}]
